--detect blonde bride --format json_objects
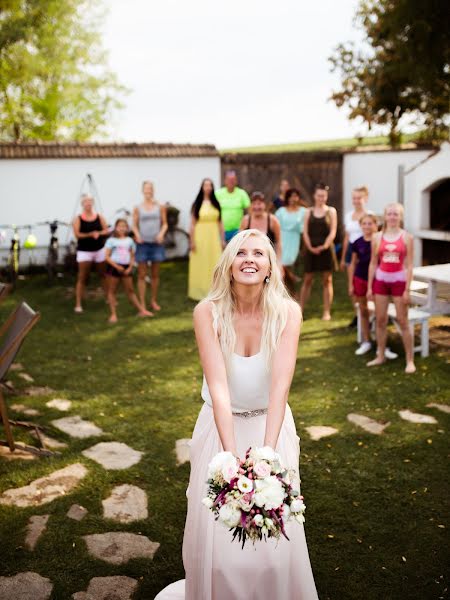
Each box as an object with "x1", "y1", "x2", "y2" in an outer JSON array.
[{"x1": 156, "y1": 229, "x2": 318, "y2": 599}]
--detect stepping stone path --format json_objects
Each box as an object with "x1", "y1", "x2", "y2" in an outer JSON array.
[
  {"x1": 102, "y1": 484, "x2": 148, "y2": 523},
  {"x1": 175, "y1": 439, "x2": 191, "y2": 465},
  {"x1": 10, "y1": 403, "x2": 40, "y2": 417},
  {"x1": 30, "y1": 431, "x2": 68, "y2": 450},
  {"x1": 10, "y1": 362, "x2": 24, "y2": 371},
  {"x1": 347, "y1": 413, "x2": 390, "y2": 435},
  {"x1": 0, "y1": 445, "x2": 36, "y2": 460},
  {"x1": 18, "y1": 373, "x2": 34, "y2": 383},
  {"x1": 25, "y1": 515, "x2": 49, "y2": 550},
  {"x1": 83, "y1": 532, "x2": 160, "y2": 565},
  {"x1": 72, "y1": 576, "x2": 138, "y2": 600},
  {"x1": 306, "y1": 426, "x2": 339, "y2": 441},
  {"x1": 25, "y1": 386, "x2": 54, "y2": 396},
  {"x1": 398, "y1": 410, "x2": 437, "y2": 424},
  {"x1": 0, "y1": 463, "x2": 88, "y2": 508},
  {"x1": 0, "y1": 572, "x2": 53, "y2": 600},
  {"x1": 82, "y1": 442, "x2": 142, "y2": 470},
  {"x1": 46, "y1": 398, "x2": 72, "y2": 412},
  {"x1": 52, "y1": 416, "x2": 103, "y2": 439},
  {"x1": 426, "y1": 402, "x2": 450, "y2": 414},
  {"x1": 67, "y1": 504, "x2": 88, "y2": 521}
]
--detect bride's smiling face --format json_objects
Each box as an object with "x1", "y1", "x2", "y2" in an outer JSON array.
[{"x1": 231, "y1": 235, "x2": 270, "y2": 286}]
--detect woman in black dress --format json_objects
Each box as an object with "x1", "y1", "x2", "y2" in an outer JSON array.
[{"x1": 299, "y1": 183, "x2": 337, "y2": 320}]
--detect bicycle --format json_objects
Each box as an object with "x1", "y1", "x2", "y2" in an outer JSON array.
[
  {"x1": 163, "y1": 204, "x2": 190, "y2": 260},
  {"x1": 37, "y1": 220, "x2": 70, "y2": 282},
  {"x1": 0, "y1": 224, "x2": 26, "y2": 288}
]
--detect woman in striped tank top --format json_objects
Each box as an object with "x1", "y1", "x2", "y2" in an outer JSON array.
[{"x1": 367, "y1": 203, "x2": 416, "y2": 374}]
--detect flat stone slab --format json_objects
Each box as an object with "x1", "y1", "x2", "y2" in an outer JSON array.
[
  {"x1": 30, "y1": 432, "x2": 68, "y2": 450},
  {"x1": 347, "y1": 413, "x2": 390, "y2": 435},
  {"x1": 25, "y1": 515, "x2": 49, "y2": 551},
  {"x1": 82, "y1": 442, "x2": 142, "y2": 470},
  {"x1": 83, "y1": 532, "x2": 159, "y2": 565},
  {"x1": 175, "y1": 439, "x2": 191, "y2": 465},
  {"x1": 0, "y1": 572, "x2": 53, "y2": 600},
  {"x1": 306, "y1": 426, "x2": 339, "y2": 441},
  {"x1": 67, "y1": 504, "x2": 88, "y2": 521},
  {"x1": 72, "y1": 576, "x2": 138, "y2": 600},
  {"x1": 10, "y1": 362, "x2": 24, "y2": 371},
  {"x1": 0, "y1": 463, "x2": 88, "y2": 508},
  {"x1": 18, "y1": 373, "x2": 34, "y2": 383},
  {"x1": 426, "y1": 402, "x2": 450, "y2": 414},
  {"x1": 24, "y1": 386, "x2": 54, "y2": 396},
  {"x1": 102, "y1": 485, "x2": 148, "y2": 523},
  {"x1": 46, "y1": 399, "x2": 72, "y2": 412},
  {"x1": 0, "y1": 445, "x2": 36, "y2": 461},
  {"x1": 399, "y1": 410, "x2": 438, "y2": 424},
  {"x1": 10, "y1": 403, "x2": 40, "y2": 416},
  {"x1": 52, "y1": 416, "x2": 103, "y2": 439}
]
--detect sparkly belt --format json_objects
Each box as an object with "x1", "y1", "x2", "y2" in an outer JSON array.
[{"x1": 233, "y1": 408, "x2": 268, "y2": 418}]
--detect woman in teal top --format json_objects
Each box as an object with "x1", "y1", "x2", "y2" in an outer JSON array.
[{"x1": 276, "y1": 188, "x2": 306, "y2": 293}]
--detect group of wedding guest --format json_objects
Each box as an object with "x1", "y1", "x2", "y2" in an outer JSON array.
[
  {"x1": 188, "y1": 173, "x2": 416, "y2": 373},
  {"x1": 72, "y1": 181, "x2": 167, "y2": 322},
  {"x1": 71, "y1": 171, "x2": 416, "y2": 373}
]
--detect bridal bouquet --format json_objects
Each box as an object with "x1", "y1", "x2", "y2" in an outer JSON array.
[{"x1": 202, "y1": 446, "x2": 306, "y2": 547}]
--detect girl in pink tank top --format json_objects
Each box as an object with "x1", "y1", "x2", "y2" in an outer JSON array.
[{"x1": 367, "y1": 203, "x2": 416, "y2": 374}]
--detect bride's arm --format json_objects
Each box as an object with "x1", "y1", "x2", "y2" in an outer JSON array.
[
  {"x1": 193, "y1": 302, "x2": 237, "y2": 456},
  {"x1": 264, "y1": 301, "x2": 302, "y2": 449}
]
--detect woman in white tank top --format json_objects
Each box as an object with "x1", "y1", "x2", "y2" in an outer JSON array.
[{"x1": 155, "y1": 230, "x2": 318, "y2": 600}]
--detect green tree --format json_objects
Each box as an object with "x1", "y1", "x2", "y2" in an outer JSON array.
[
  {"x1": 0, "y1": 0, "x2": 128, "y2": 141},
  {"x1": 329, "y1": 0, "x2": 450, "y2": 145}
]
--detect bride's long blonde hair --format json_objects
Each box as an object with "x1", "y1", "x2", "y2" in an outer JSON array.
[{"x1": 201, "y1": 229, "x2": 295, "y2": 367}]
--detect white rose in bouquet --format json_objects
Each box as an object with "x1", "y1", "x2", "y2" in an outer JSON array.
[
  {"x1": 253, "y1": 514, "x2": 264, "y2": 527},
  {"x1": 202, "y1": 497, "x2": 214, "y2": 509},
  {"x1": 290, "y1": 498, "x2": 306, "y2": 514},
  {"x1": 250, "y1": 446, "x2": 280, "y2": 462},
  {"x1": 253, "y1": 476, "x2": 285, "y2": 511},
  {"x1": 207, "y1": 451, "x2": 238, "y2": 483},
  {"x1": 218, "y1": 502, "x2": 241, "y2": 528}
]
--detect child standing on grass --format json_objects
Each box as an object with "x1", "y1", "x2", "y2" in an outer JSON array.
[
  {"x1": 348, "y1": 213, "x2": 378, "y2": 355},
  {"x1": 367, "y1": 203, "x2": 415, "y2": 374},
  {"x1": 105, "y1": 219, "x2": 153, "y2": 323}
]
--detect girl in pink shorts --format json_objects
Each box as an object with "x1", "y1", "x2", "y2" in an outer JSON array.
[{"x1": 367, "y1": 203, "x2": 416, "y2": 374}]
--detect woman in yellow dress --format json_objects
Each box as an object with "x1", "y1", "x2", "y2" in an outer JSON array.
[{"x1": 188, "y1": 178, "x2": 225, "y2": 300}]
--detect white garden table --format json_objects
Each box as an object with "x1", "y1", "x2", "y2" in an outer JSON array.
[{"x1": 413, "y1": 263, "x2": 450, "y2": 315}]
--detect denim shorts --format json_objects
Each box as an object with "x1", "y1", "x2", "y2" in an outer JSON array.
[{"x1": 135, "y1": 242, "x2": 165, "y2": 263}]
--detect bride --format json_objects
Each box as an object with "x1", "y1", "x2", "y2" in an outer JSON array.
[{"x1": 156, "y1": 229, "x2": 318, "y2": 599}]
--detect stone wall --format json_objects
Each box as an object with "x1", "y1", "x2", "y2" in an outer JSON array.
[{"x1": 221, "y1": 151, "x2": 344, "y2": 238}]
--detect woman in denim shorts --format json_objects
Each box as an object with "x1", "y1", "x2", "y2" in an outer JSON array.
[{"x1": 132, "y1": 181, "x2": 168, "y2": 312}]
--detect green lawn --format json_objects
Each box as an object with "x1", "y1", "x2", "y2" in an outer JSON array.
[
  {"x1": 0, "y1": 264, "x2": 448, "y2": 600},
  {"x1": 220, "y1": 132, "x2": 425, "y2": 154}
]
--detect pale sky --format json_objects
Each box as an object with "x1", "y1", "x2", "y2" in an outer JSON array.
[{"x1": 102, "y1": 0, "x2": 365, "y2": 149}]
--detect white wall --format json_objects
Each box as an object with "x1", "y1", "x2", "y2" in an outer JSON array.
[
  {"x1": 0, "y1": 156, "x2": 221, "y2": 251},
  {"x1": 404, "y1": 143, "x2": 450, "y2": 265},
  {"x1": 342, "y1": 149, "x2": 431, "y2": 218}
]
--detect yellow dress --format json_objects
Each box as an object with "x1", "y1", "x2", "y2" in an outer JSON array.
[{"x1": 188, "y1": 202, "x2": 222, "y2": 300}]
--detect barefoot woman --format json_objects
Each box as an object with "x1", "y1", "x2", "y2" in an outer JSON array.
[
  {"x1": 367, "y1": 203, "x2": 416, "y2": 374},
  {"x1": 156, "y1": 229, "x2": 318, "y2": 599}
]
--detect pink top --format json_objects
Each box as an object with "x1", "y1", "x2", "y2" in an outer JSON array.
[{"x1": 376, "y1": 231, "x2": 407, "y2": 282}]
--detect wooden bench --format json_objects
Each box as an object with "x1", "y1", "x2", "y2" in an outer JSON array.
[{"x1": 356, "y1": 301, "x2": 431, "y2": 357}]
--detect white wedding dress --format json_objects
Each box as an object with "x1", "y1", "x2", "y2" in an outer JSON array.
[{"x1": 155, "y1": 351, "x2": 318, "y2": 600}]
